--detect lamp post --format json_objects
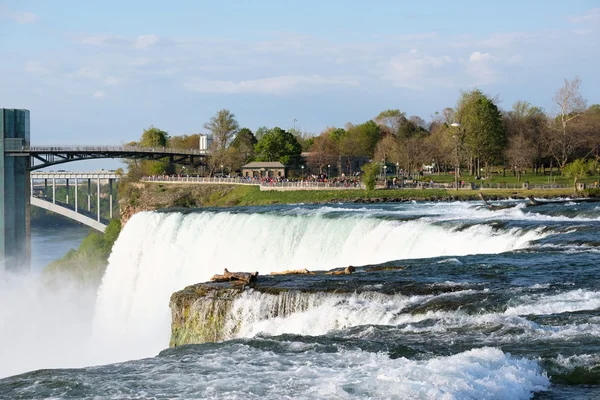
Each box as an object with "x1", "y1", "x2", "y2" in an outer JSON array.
[
  {"x1": 451, "y1": 123, "x2": 461, "y2": 191},
  {"x1": 327, "y1": 164, "x2": 331, "y2": 179},
  {"x1": 292, "y1": 118, "x2": 298, "y2": 131},
  {"x1": 301, "y1": 165, "x2": 304, "y2": 180},
  {"x1": 396, "y1": 162, "x2": 399, "y2": 178},
  {"x1": 220, "y1": 164, "x2": 224, "y2": 177}
]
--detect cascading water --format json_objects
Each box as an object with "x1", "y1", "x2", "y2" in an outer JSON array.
[
  {"x1": 4, "y1": 201, "x2": 600, "y2": 399},
  {"x1": 92, "y1": 207, "x2": 546, "y2": 362}
]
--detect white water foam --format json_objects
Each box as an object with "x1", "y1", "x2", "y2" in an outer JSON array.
[
  {"x1": 155, "y1": 346, "x2": 549, "y2": 399},
  {"x1": 92, "y1": 210, "x2": 546, "y2": 362},
  {"x1": 223, "y1": 288, "x2": 600, "y2": 344},
  {"x1": 504, "y1": 289, "x2": 600, "y2": 316}
]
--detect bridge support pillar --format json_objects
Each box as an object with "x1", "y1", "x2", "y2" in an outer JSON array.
[
  {"x1": 75, "y1": 177, "x2": 78, "y2": 213},
  {"x1": 65, "y1": 178, "x2": 69, "y2": 205},
  {"x1": 0, "y1": 109, "x2": 31, "y2": 272},
  {"x1": 97, "y1": 177, "x2": 100, "y2": 222},
  {"x1": 109, "y1": 178, "x2": 113, "y2": 219},
  {"x1": 52, "y1": 178, "x2": 56, "y2": 204},
  {"x1": 87, "y1": 179, "x2": 91, "y2": 211}
]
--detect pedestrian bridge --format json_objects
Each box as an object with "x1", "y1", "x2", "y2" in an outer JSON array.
[{"x1": 30, "y1": 171, "x2": 120, "y2": 232}]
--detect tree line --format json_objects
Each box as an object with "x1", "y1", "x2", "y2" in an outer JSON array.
[{"x1": 127, "y1": 76, "x2": 600, "y2": 181}]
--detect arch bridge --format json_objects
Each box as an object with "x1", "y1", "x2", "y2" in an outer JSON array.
[
  {"x1": 1, "y1": 108, "x2": 208, "y2": 271},
  {"x1": 30, "y1": 171, "x2": 120, "y2": 232}
]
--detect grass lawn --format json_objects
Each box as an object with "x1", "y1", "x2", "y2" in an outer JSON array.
[
  {"x1": 208, "y1": 185, "x2": 583, "y2": 207},
  {"x1": 409, "y1": 171, "x2": 600, "y2": 187}
]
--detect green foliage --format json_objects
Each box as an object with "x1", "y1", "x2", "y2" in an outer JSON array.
[
  {"x1": 44, "y1": 219, "x2": 122, "y2": 287},
  {"x1": 140, "y1": 126, "x2": 170, "y2": 147},
  {"x1": 341, "y1": 121, "x2": 382, "y2": 157},
  {"x1": 204, "y1": 109, "x2": 239, "y2": 150},
  {"x1": 361, "y1": 162, "x2": 380, "y2": 191},
  {"x1": 563, "y1": 158, "x2": 594, "y2": 186},
  {"x1": 254, "y1": 127, "x2": 303, "y2": 166},
  {"x1": 329, "y1": 128, "x2": 347, "y2": 143},
  {"x1": 456, "y1": 90, "x2": 506, "y2": 171},
  {"x1": 170, "y1": 133, "x2": 200, "y2": 149}
]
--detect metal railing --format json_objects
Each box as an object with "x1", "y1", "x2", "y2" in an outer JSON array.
[
  {"x1": 141, "y1": 176, "x2": 365, "y2": 188},
  {"x1": 142, "y1": 176, "x2": 260, "y2": 185},
  {"x1": 5, "y1": 141, "x2": 208, "y2": 155}
]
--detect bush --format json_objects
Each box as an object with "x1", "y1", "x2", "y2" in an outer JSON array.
[{"x1": 361, "y1": 162, "x2": 380, "y2": 191}]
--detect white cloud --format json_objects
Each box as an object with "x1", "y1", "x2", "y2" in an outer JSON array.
[
  {"x1": 93, "y1": 91, "x2": 105, "y2": 98},
  {"x1": 469, "y1": 51, "x2": 491, "y2": 62},
  {"x1": 7, "y1": 11, "x2": 37, "y2": 24},
  {"x1": 75, "y1": 66, "x2": 101, "y2": 79},
  {"x1": 104, "y1": 76, "x2": 124, "y2": 85},
  {"x1": 384, "y1": 52, "x2": 453, "y2": 89},
  {"x1": 24, "y1": 61, "x2": 49, "y2": 75},
  {"x1": 466, "y1": 51, "x2": 496, "y2": 85},
  {"x1": 184, "y1": 75, "x2": 358, "y2": 95},
  {"x1": 134, "y1": 34, "x2": 159, "y2": 49},
  {"x1": 80, "y1": 35, "x2": 128, "y2": 46},
  {"x1": 569, "y1": 8, "x2": 600, "y2": 24}
]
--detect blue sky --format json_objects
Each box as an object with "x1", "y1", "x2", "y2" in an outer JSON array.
[{"x1": 1, "y1": 1, "x2": 599, "y2": 170}]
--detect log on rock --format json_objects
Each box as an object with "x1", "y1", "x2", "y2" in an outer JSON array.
[
  {"x1": 327, "y1": 265, "x2": 356, "y2": 275},
  {"x1": 210, "y1": 269, "x2": 258, "y2": 284},
  {"x1": 270, "y1": 268, "x2": 313, "y2": 276}
]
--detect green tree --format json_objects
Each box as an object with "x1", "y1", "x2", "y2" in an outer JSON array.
[
  {"x1": 140, "y1": 126, "x2": 169, "y2": 147},
  {"x1": 563, "y1": 158, "x2": 593, "y2": 187},
  {"x1": 341, "y1": 121, "x2": 382, "y2": 157},
  {"x1": 254, "y1": 127, "x2": 303, "y2": 166},
  {"x1": 128, "y1": 127, "x2": 172, "y2": 178},
  {"x1": 455, "y1": 89, "x2": 506, "y2": 177},
  {"x1": 204, "y1": 109, "x2": 239, "y2": 151},
  {"x1": 229, "y1": 128, "x2": 257, "y2": 170},
  {"x1": 170, "y1": 134, "x2": 200, "y2": 149},
  {"x1": 361, "y1": 162, "x2": 379, "y2": 191}
]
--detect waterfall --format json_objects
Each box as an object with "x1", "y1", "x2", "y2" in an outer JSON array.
[{"x1": 92, "y1": 209, "x2": 545, "y2": 363}]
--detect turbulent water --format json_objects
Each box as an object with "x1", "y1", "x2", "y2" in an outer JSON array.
[{"x1": 1, "y1": 200, "x2": 600, "y2": 399}]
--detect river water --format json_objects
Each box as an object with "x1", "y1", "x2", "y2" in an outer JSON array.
[{"x1": 1, "y1": 201, "x2": 599, "y2": 399}]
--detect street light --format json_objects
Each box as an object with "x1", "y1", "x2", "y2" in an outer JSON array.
[
  {"x1": 220, "y1": 164, "x2": 224, "y2": 177},
  {"x1": 451, "y1": 123, "x2": 461, "y2": 191},
  {"x1": 301, "y1": 165, "x2": 305, "y2": 180},
  {"x1": 396, "y1": 162, "x2": 399, "y2": 178},
  {"x1": 292, "y1": 118, "x2": 298, "y2": 131},
  {"x1": 327, "y1": 164, "x2": 331, "y2": 178}
]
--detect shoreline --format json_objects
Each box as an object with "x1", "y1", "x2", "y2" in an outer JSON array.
[{"x1": 120, "y1": 183, "x2": 598, "y2": 221}]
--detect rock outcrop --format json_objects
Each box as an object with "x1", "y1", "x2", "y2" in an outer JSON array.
[{"x1": 169, "y1": 265, "x2": 410, "y2": 347}]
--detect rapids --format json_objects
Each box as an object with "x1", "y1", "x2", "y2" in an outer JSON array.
[{"x1": 1, "y1": 200, "x2": 599, "y2": 399}]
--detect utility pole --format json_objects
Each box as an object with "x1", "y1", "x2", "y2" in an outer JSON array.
[{"x1": 291, "y1": 118, "x2": 298, "y2": 131}]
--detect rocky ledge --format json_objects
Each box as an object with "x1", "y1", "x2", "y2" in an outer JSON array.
[{"x1": 169, "y1": 266, "x2": 409, "y2": 347}]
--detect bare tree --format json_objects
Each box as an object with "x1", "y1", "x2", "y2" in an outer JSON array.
[
  {"x1": 506, "y1": 133, "x2": 537, "y2": 181},
  {"x1": 547, "y1": 76, "x2": 588, "y2": 169}
]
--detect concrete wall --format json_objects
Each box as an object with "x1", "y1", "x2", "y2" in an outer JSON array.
[{"x1": 0, "y1": 109, "x2": 30, "y2": 272}]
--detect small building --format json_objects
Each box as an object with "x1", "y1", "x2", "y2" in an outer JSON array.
[{"x1": 242, "y1": 162, "x2": 286, "y2": 178}]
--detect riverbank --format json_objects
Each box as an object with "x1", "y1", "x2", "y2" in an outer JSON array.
[{"x1": 119, "y1": 182, "x2": 597, "y2": 222}]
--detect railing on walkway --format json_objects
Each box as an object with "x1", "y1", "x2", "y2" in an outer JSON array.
[
  {"x1": 141, "y1": 176, "x2": 575, "y2": 191},
  {"x1": 5, "y1": 142, "x2": 207, "y2": 155},
  {"x1": 142, "y1": 176, "x2": 260, "y2": 185},
  {"x1": 141, "y1": 176, "x2": 365, "y2": 189}
]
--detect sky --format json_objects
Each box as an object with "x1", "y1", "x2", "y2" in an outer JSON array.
[{"x1": 1, "y1": 1, "x2": 599, "y2": 170}]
